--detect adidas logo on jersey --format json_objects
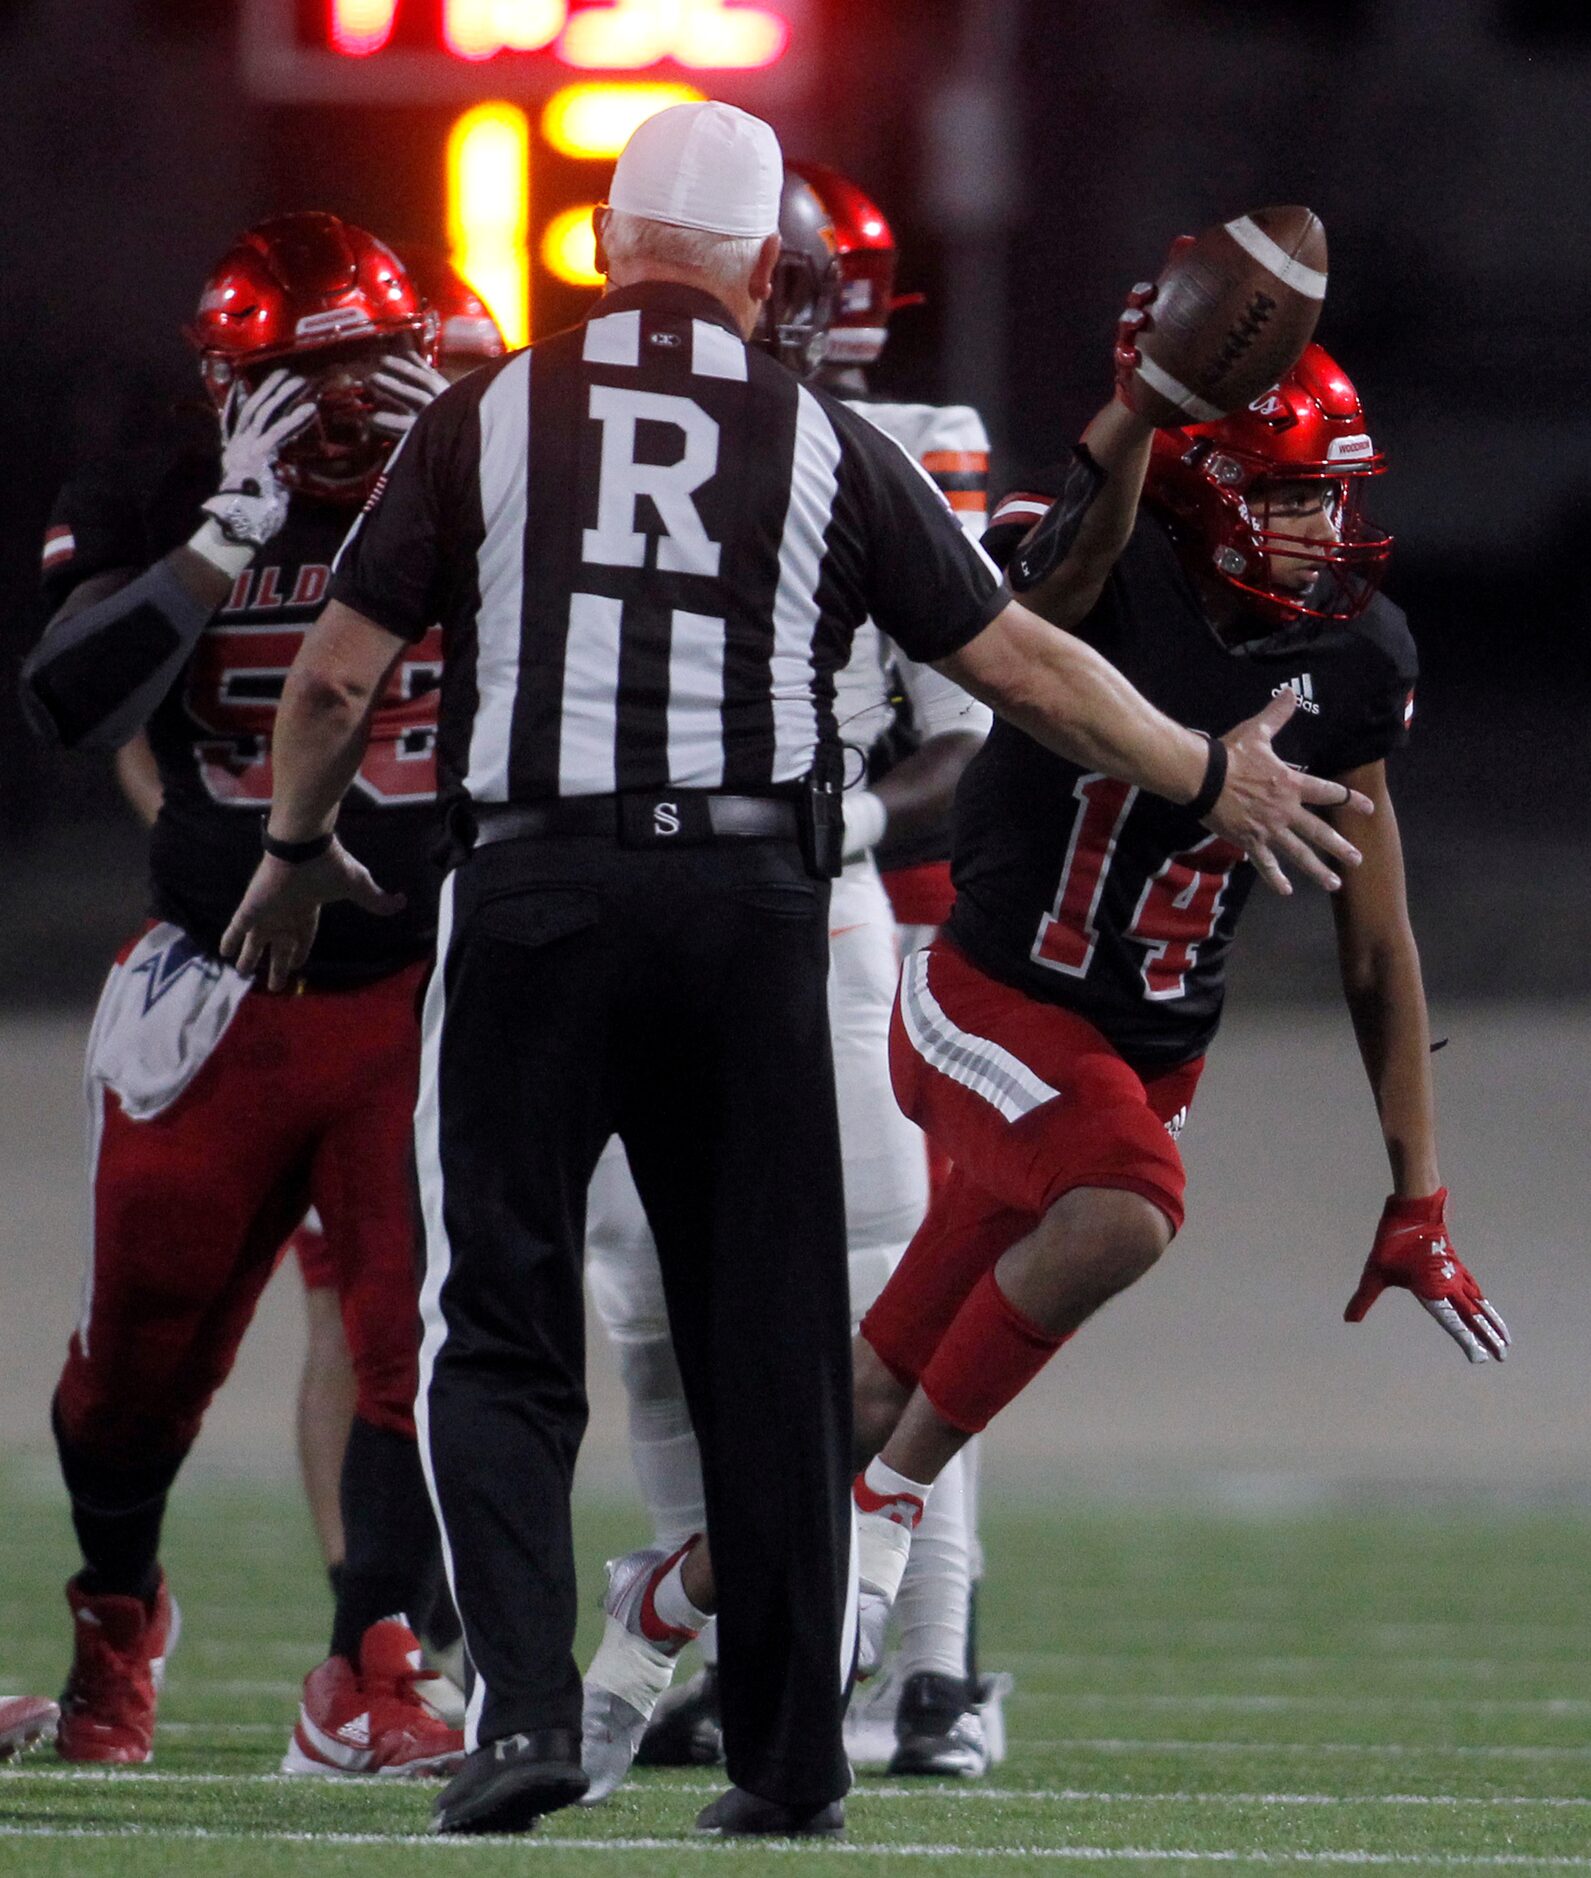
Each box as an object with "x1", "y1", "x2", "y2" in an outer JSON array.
[{"x1": 1274, "y1": 673, "x2": 1320, "y2": 715}]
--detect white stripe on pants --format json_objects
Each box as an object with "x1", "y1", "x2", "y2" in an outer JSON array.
[{"x1": 410, "y1": 874, "x2": 489, "y2": 1749}]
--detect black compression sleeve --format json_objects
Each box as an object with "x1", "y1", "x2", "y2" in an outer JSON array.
[
  {"x1": 21, "y1": 559, "x2": 218, "y2": 750},
  {"x1": 1006, "y1": 447, "x2": 1108, "y2": 595}
]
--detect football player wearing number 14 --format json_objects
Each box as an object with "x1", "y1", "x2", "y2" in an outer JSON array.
[
  {"x1": 838, "y1": 307, "x2": 1511, "y2": 1662},
  {"x1": 19, "y1": 214, "x2": 461, "y2": 1775}
]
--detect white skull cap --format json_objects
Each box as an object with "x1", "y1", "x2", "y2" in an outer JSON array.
[{"x1": 609, "y1": 101, "x2": 783, "y2": 239}]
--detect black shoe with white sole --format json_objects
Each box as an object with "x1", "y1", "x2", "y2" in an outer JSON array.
[
  {"x1": 695, "y1": 1784, "x2": 844, "y2": 1836},
  {"x1": 886, "y1": 1670, "x2": 990, "y2": 1778},
  {"x1": 432, "y1": 1728, "x2": 588, "y2": 1835},
  {"x1": 635, "y1": 1664, "x2": 723, "y2": 1767}
]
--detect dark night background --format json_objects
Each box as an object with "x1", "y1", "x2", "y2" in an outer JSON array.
[{"x1": 3, "y1": 0, "x2": 1588, "y2": 1004}]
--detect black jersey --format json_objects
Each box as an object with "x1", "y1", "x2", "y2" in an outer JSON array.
[
  {"x1": 40, "y1": 437, "x2": 441, "y2": 979},
  {"x1": 948, "y1": 472, "x2": 1417, "y2": 1073}
]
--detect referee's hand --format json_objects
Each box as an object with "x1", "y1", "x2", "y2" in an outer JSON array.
[
  {"x1": 1205, "y1": 690, "x2": 1373, "y2": 896},
  {"x1": 220, "y1": 842, "x2": 405, "y2": 992}
]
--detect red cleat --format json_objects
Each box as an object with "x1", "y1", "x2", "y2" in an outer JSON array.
[
  {"x1": 282, "y1": 1617, "x2": 466, "y2": 1778},
  {"x1": 58, "y1": 1572, "x2": 178, "y2": 1764},
  {"x1": 0, "y1": 1695, "x2": 60, "y2": 1760}
]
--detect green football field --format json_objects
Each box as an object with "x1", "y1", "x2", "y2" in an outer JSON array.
[{"x1": 1, "y1": 1466, "x2": 1587, "y2": 1875}]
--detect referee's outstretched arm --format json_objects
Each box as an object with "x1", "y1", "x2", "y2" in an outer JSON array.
[{"x1": 939, "y1": 602, "x2": 1371, "y2": 897}]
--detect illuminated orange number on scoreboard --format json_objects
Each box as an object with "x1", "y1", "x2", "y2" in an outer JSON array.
[
  {"x1": 559, "y1": 0, "x2": 787, "y2": 69},
  {"x1": 329, "y1": 0, "x2": 399, "y2": 56},
  {"x1": 337, "y1": 0, "x2": 797, "y2": 340},
  {"x1": 329, "y1": 0, "x2": 786, "y2": 66},
  {"x1": 444, "y1": 0, "x2": 568, "y2": 59},
  {"x1": 332, "y1": 0, "x2": 568, "y2": 57},
  {"x1": 448, "y1": 103, "x2": 532, "y2": 348}
]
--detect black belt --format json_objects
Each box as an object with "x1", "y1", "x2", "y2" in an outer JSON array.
[{"x1": 472, "y1": 791, "x2": 799, "y2": 852}]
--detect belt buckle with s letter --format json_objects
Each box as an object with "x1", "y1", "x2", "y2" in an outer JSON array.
[{"x1": 620, "y1": 792, "x2": 710, "y2": 847}]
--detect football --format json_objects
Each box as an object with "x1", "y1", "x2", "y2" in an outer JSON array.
[{"x1": 1130, "y1": 206, "x2": 1327, "y2": 427}]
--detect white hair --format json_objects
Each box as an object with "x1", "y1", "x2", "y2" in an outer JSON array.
[{"x1": 602, "y1": 209, "x2": 764, "y2": 297}]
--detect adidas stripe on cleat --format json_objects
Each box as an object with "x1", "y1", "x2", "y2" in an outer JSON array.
[{"x1": 282, "y1": 1617, "x2": 464, "y2": 1778}]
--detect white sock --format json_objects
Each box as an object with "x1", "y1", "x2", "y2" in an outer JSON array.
[
  {"x1": 895, "y1": 1445, "x2": 973, "y2": 1682},
  {"x1": 856, "y1": 1454, "x2": 933, "y2": 1526},
  {"x1": 616, "y1": 1336, "x2": 707, "y2": 1549},
  {"x1": 651, "y1": 1551, "x2": 709, "y2": 1636}
]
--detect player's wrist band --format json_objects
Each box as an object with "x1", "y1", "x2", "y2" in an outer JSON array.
[
  {"x1": 1187, "y1": 734, "x2": 1228, "y2": 819},
  {"x1": 261, "y1": 825, "x2": 334, "y2": 864},
  {"x1": 186, "y1": 516, "x2": 256, "y2": 581}
]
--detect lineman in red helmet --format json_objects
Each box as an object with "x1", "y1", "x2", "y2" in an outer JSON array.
[
  {"x1": 272, "y1": 247, "x2": 504, "y2": 1711},
  {"x1": 20, "y1": 212, "x2": 462, "y2": 1776},
  {"x1": 397, "y1": 246, "x2": 508, "y2": 380}
]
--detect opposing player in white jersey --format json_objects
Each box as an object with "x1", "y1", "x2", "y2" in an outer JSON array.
[
  {"x1": 580, "y1": 163, "x2": 998, "y2": 1799},
  {"x1": 796, "y1": 158, "x2": 1012, "y2": 1775}
]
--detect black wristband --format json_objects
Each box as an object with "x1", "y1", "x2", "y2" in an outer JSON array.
[
  {"x1": 1187, "y1": 733, "x2": 1228, "y2": 820},
  {"x1": 261, "y1": 823, "x2": 333, "y2": 865}
]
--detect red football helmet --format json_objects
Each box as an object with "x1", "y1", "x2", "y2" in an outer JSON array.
[
  {"x1": 187, "y1": 212, "x2": 434, "y2": 504},
  {"x1": 1144, "y1": 343, "x2": 1393, "y2": 636},
  {"x1": 395, "y1": 246, "x2": 506, "y2": 378},
  {"x1": 787, "y1": 161, "x2": 900, "y2": 367}
]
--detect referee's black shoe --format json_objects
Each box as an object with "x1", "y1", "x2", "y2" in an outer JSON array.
[
  {"x1": 694, "y1": 1785, "x2": 844, "y2": 1836},
  {"x1": 432, "y1": 1729, "x2": 588, "y2": 1835}
]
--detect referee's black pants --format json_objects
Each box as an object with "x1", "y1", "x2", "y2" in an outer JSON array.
[{"x1": 415, "y1": 833, "x2": 855, "y2": 1809}]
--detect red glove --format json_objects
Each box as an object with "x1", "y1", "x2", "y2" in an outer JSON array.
[
  {"x1": 1113, "y1": 235, "x2": 1195, "y2": 418},
  {"x1": 1344, "y1": 1189, "x2": 1509, "y2": 1364}
]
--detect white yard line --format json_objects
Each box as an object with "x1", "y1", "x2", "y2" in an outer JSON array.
[
  {"x1": 987, "y1": 1623, "x2": 1591, "y2": 1649},
  {"x1": 199, "y1": 1679, "x2": 304, "y2": 1696},
  {"x1": 997, "y1": 1653, "x2": 1573, "y2": 1676},
  {"x1": 0, "y1": 1825, "x2": 1588, "y2": 1864},
  {"x1": 17, "y1": 1724, "x2": 1591, "y2": 1763},
  {"x1": 141, "y1": 1722, "x2": 285, "y2": 1735},
  {"x1": 1013, "y1": 1693, "x2": 1591, "y2": 1716},
  {"x1": 1024, "y1": 1739, "x2": 1591, "y2": 1762},
  {"x1": 8, "y1": 1769, "x2": 1590, "y2": 1809}
]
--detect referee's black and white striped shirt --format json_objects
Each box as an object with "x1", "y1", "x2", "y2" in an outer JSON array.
[{"x1": 330, "y1": 281, "x2": 1005, "y2": 807}]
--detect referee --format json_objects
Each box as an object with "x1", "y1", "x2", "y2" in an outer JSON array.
[{"x1": 222, "y1": 102, "x2": 1365, "y2": 1838}]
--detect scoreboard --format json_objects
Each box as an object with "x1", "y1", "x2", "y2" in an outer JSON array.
[{"x1": 241, "y1": 0, "x2": 815, "y2": 344}]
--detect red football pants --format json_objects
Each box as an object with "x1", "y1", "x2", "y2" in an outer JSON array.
[
  {"x1": 57, "y1": 960, "x2": 426, "y2": 1465},
  {"x1": 863, "y1": 940, "x2": 1203, "y2": 1390}
]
